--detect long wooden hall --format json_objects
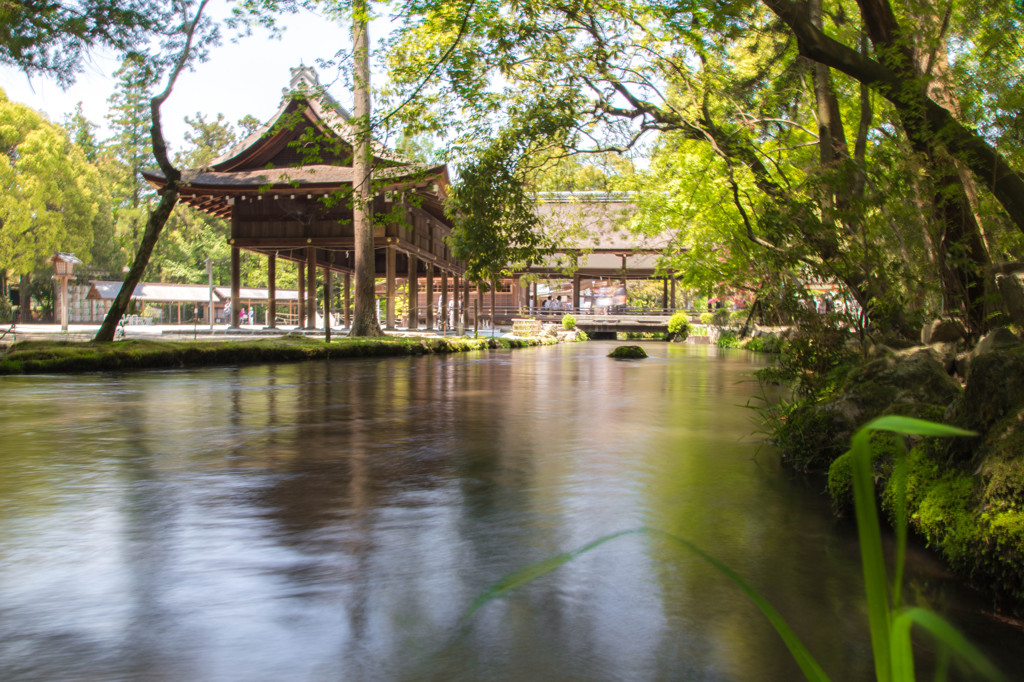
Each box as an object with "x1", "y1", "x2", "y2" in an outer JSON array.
[{"x1": 143, "y1": 66, "x2": 469, "y2": 333}]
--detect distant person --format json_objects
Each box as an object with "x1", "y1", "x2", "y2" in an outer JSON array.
[
  {"x1": 543, "y1": 296, "x2": 553, "y2": 310},
  {"x1": 555, "y1": 295, "x2": 563, "y2": 310},
  {"x1": 223, "y1": 301, "x2": 231, "y2": 323}
]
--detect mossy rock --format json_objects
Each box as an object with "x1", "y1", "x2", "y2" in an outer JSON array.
[
  {"x1": 777, "y1": 351, "x2": 959, "y2": 472},
  {"x1": 948, "y1": 347, "x2": 1024, "y2": 437},
  {"x1": 776, "y1": 400, "x2": 854, "y2": 471},
  {"x1": 886, "y1": 441, "x2": 1024, "y2": 615},
  {"x1": 829, "y1": 431, "x2": 903, "y2": 515},
  {"x1": 841, "y1": 350, "x2": 961, "y2": 411},
  {"x1": 608, "y1": 345, "x2": 648, "y2": 359}
]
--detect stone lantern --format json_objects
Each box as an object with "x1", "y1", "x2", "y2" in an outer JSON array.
[{"x1": 49, "y1": 253, "x2": 81, "y2": 331}]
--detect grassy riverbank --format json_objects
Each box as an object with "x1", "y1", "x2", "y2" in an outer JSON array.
[{"x1": 0, "y1": 334, "x2": 557, "y2": 375}]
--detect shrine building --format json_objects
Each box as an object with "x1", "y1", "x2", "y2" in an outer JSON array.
[{"x1": 143, "y1": 66, "x2": 469, "y2": 331}]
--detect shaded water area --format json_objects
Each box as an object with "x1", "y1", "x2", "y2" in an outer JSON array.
[{"x1": 0, "y1": 341, "x2": 1021, "y2": 681}]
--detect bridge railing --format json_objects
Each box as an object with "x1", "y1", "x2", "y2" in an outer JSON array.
[{"x1": 418, "y1": 305, "x2": 709, "y2": 329}]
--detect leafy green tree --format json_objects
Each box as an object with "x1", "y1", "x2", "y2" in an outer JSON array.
[
  {"x1": 0, "y1": 0, "x2": 154, "y2": 85},
  {"x1": 0, "y1": 89, "x2": 105, "y2": 315},
  {"x1": 381, "y1": 0, "x2": 1024, "y2": 337}
]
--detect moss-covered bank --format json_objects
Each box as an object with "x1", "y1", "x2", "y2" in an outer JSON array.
[
  {"x1": 0, "y1": 334, "x2": 558, "y2": 375},
  {"x1": 772, "y1": 334, "x2": 1024, "y2": 616}
]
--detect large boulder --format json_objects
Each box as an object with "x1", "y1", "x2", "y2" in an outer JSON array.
[
  {"x1": 840, "y1": 349, "x2": 962, "y2": 416},
  {"x1": 922, "y1": 318, "x2": 967, "y2": 345},
  {"x1": 778, "y1": 350, "x2": 960, "y2": 471},
  {"x1": 946, "y1": 346, "x2": 1024, "y2": 461},
  {"x1": 971, "y1": 327, "x2": 1021, "y2": 360}
]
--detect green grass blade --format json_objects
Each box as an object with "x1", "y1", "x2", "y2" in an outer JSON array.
[
  {"x1": 891, "y1": 439, "x2": 908, "y2": 610},
  {"x1": 460, "y1": 527, "x2": 831, "y2": 682},
  {"x1": 863, "y1": 415, "x2": 974, "y2": 439},
  {"x1": 849, "y1": 427, "x2": 893, "y2": 682},
  {"x1": 891, "y1": 608, "x2": 1008, "y2": 682},
  {"x1": 461, "y1": 529, "x2": 637, "y2": 622},
  {"x1": 649, "y1": 529, "x2": 831, "y2": 682},
  {"x1": 853, "y1": 416, "x2": 978, "y2": 682}
]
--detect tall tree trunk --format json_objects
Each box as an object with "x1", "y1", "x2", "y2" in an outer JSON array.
[
  {"x1": 856, "y1": 0, "x2": 989, "y2": 332},
  {"x1": 765, "y1": 0, "x2": 992, "y2": 332},
  {"x1": 93, "y1": 0, "x2": 208, "y2": 342},
  {"x1": 348, "y1": 0, "x2": 384, "y2": 337},
  {"x1": 762, "y1": 0, "x2": 1024, "y2": 236}
]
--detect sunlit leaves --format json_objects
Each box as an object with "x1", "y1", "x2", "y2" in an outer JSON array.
[{"x1": 0, "y1": 90, "x2": 102, "y2": 274}]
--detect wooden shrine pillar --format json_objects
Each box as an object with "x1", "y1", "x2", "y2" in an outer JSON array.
[
  {"x1": 230, "y1": 245, "x2": 241, "y2": 328},
  {"x1": 385, "y1": 244, "x2": 396, "y2": 330},
  {"x1": 490, "y1": 280, "x2": 496, "y2": 329},
  {"x1": 323, "y1": 266, "x2": 332, "y2": 341},
  {"x1": 425, "y1": 264, "x2": 434, "y2": 330},
  {"x1": 454, "y1": 273, "x2": 463, "y2": 335},
  {"x1": 407, "y1": 253, "x2": 418, "y2": 330},
  {"x1": 306, "y1": 246, "x2": 317, "y2": 329},
  {"x1": 573, "y1": 274, "x2": 581, "y2": 312},
  {"x1": 662, "y1": 278, "x2": 668, "y2": 311},
  {"x1": 297, "y1": 260, "x2": 306, "y2": 328},
  {"x1": 670, "y1": 277, "x2": 677, "y2": 311},
  {"x1": 267, "y1": 252, "x2": 277, "y2": 328},
  {"x1": 343, "y1": 273, "x2": 351, "y2": 327},
  {"x1": 440, "y1": 269, "x2": 449, "y2": 332},
  {"x1": 531, "y1": 280, "x2": 538, "y2": 314},
  {"x1": 463, "y1": 276, "x2": 471, "y2": 331}
]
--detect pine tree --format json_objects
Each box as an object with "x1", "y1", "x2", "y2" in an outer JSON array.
[{"x1": 102, "y1": 54, "x2": 158, "y2": 258}]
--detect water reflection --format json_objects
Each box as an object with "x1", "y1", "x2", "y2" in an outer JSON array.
[{"x1": 0, "y1": 344, "x2": 1021, "y2": 681}]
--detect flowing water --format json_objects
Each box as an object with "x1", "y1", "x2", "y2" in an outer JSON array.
[{"x1": 0, "y1": 341, "x2": 1021, "y2": 681}]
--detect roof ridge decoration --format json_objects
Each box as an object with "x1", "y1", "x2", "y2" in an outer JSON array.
[
  {"x1": 283, "y1": 64, "x2": 351, "y2": 119},
  {"x1": 205, "y1": 65, "x2": 407, "y2": 172}
]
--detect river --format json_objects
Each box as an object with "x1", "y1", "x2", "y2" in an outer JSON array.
[{"x1": 0, "y1": 341, "x2": 1021, "y2": 681}]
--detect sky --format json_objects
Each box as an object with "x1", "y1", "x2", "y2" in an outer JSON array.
[{"x1": 0, "y1": 3, "x2": 380, "y2": 152}]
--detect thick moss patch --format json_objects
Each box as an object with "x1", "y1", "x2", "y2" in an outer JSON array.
[
  {"x1": 608, "y1": 345, "x2": 648, "y2": 359},
  {"x1": 0, "y1": 335, "x2": 554, "y2": 375},
  {"x1": 885, "y1": 440, "x2": 1024, "y2": 614}
]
